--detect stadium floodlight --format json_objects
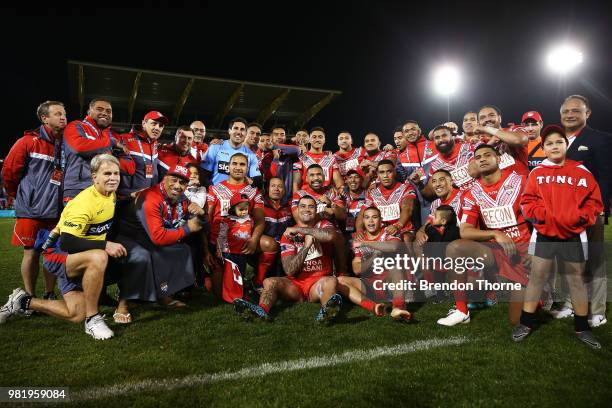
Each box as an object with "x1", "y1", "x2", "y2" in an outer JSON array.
[
  {"x1": 546, "y1": 45, "x2": 583, "y2": 74},
  {"x1": 432, "y1": 65, "x2": 460, "y2": 96}
]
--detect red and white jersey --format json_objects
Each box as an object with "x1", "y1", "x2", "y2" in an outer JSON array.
[
  {"x1": 280, "y1": 219, "x2": 336, "y2": 280},
  {"x1": 360, "y1": 149, "x2": 396, "y2": 164},
  {"x1": 344, "y1": 188, "x2": 367, "y2": 232},
  {"x1": 207, "y1": 181, "x2": 263, "y2": 241},
  {"x1": 293, "y1": 151, "x2": 339, "y2": 187},
  {"x1": 334, "y1": 147, "x2": 364, "y2": 177},
  {"x1": 157, "y1": 144, "x2": 198, "y2": 178},
  {"x1": 428, "y1": 188, "x2": 463, "y2": 223},
  {"x1": 429, "y1": 142, "x2": 476, "y2": 190},
  {"x1": 353, "y1": 229, "x2": 401, "y2": 259},
  {"x1": 460, "y1": 169, "x2": 529, "y2": 243},
  {"x1": 398, "y1": 138, "x2": 437, "y2": 170},
  {"x1": 478, "y1": 127, "x2": 529, "y2": 177},
  {"x1": 218, "y1": 215, "x2": 253, "y2": 254},
  {"x1": 362, "y1": 181, "x2": 416, "y2": 227},
  {"x1": 291, "y1": 184, "x2": 344, "y2": 215}
]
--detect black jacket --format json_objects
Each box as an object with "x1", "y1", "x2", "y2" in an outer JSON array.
[{"x1": 566, "y1": 126, "x2": 612, "y2": 216}]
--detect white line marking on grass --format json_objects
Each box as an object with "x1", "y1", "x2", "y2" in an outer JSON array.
[{"x1": 72, "y1": 336, "x2": 469, "y2": 402}]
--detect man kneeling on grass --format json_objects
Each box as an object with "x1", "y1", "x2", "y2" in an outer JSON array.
[
  {"x1": 0, "y1": 154, "x2": 126, "y2": 340},
  {"x1": 233, "y1": 195, "x2": 345, "y2": 323}
]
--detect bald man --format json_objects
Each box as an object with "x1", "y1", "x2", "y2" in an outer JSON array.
[{"x1": 190, "y1": 120, "x2": 208, "y2": 161}]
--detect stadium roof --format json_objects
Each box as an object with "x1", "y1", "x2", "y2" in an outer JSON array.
[{"x1": 67, "y1": 60, "x2": 341, "y2": 136}]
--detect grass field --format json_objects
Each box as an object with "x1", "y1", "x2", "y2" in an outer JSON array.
[{"x1": 0, "y1": 218, "x2": 611, "y2": 407}]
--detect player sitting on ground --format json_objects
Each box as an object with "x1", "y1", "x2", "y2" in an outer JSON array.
[{"x1": 233, "y1": 195, "x2": 344, "y2": 324}]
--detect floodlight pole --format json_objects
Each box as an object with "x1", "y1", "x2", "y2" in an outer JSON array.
[{"x1": 446, "y1": 95, "x2": 451, "y2": 122}]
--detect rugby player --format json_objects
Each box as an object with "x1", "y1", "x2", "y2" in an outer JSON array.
[{"x1": 292, "y1": 127, "x2": 344, "y2": 192}]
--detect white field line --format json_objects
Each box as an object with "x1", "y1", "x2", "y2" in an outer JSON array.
[{"x1": 72, "y1": 336, "x2": 469, "y2": 402}]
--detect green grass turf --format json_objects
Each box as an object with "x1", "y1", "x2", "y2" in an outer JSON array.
[{"x1": 0, "y1": 218, "x2": 611, "y2": 407}]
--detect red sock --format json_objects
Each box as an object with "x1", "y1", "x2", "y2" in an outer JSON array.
[
  {"x1": 360, "y1": 299, "x2": 376, "y2": 313},
  {"x1": 455, "y1": 301, "x2": 468, "y2": 314},
  {"x1": 392, "y1": 297, "x2": 405, "y2": 310},
  {"x1": 453, "y1": 288, "x2": 468, "y2": 314},
  {"x1": 255, "y1": 252, "x2": 276, "y2": 286},
  {"x1": 259, "y1": 303, "x2": 270, "y2": 313}
]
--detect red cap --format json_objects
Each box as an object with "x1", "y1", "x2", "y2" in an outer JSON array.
[
  {"x1": 230, "y1": 193, "x2": 250, "y2": 208},
  {"x1": 346, "y1": 168, "x2": 364, "y2": 178},
  {"x1": 166, "y1": 164, "x2": 189, "y2": 181},
  {"x1": 143, "y1": 111, "x2": 169, "y2": 125},
  {"x1": 521, "y1": 111, "x2": 543, "y2": 123}
]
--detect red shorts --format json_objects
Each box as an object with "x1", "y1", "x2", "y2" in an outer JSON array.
[
  {"x1": 288, "y1": 274, "x2": 327, "y2": 301},
  {"x1": 11, "y1": 218, "x2": 57, "y2": 247},
  {"x1": 491, "y1": 242, "x2": 529, "y2": 286}
]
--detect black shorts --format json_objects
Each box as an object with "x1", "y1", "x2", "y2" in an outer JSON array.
[{"x1": 530, "y1": 231, "x2": 587, "y2": 263}]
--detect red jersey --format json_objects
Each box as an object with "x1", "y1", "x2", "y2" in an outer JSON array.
[
  {"x1": 398, "y1": 138, "x2": 437, "y2": 171},
  {"x1": 362, "y1": 182, "x2": 416, "y2": 228},
  {"x1": 280, "y1": 219, "x2": 336, "y2": 280},
  {"x1": 429, "y1": 142, "x2": 476, "y2": 191},
  {"x1": 460, "y1": 170, "x2": 529, "y2": 285},
  {"x1": 428, "y1": 188, "x2": 463, "y2": 224},
  {"x1": 521, "y1": 159, "x2": 603, "y2": 239},
  {"x1": 360, "y1": 149, "x2": 396, "y2": 164},
  {"x1": 291, "y1": 184, "x2": 344, "y2": 216},
  {"x1": 478, "y1": 127, "x2": 529, "y2": 177},
  {"x1": 460, "y1": 169, "x2": 529, "y2": 243},
  {"x1": 353, "y1": 230, "x2": 401, "y2": 259},
  {"x1": 218, "y1": 215, "x2": 253, "y2": 254},
  {"x1": 293, "y1": 151, "x2": 339, "y2": 188},
  {"x1": 158, "y1": 143, "x2": 198, "y2": 179},
  {"x1": 334, "y1": 147, "x2": 364, "y2": 177},
  {"x1": 207, "y1": 181, "x2": 263, "y2": 241}
]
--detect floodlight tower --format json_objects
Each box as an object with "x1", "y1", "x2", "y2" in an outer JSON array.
[{"x1": 432, "y1": 65, "x2": 460, "y2": 122}]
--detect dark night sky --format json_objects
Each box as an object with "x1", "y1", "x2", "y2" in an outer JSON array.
[{"x1": 2, "y1": 1, "x2": 612, "y2": 156}]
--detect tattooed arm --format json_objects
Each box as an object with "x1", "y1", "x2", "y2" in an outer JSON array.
[
  {"x1": 281, "y1": 235, "x2": 314, "y2": 277},
  {"x1": 286, "y1": 227, "x2": 337, "y2": 243}
]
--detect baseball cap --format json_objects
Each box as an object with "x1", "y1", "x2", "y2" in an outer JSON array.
[
  {"x1": 540, "y1": 124, "x2": 567, "y2": 144},
  {"x1": 230, "y1": 193, "x2": 250, "y2": 208},
  {"x1": 521, "y1": 111, "x2": 543, "y2": 123},
  {"x1": 166, "y1": 164, "x2": 190, "y2": 181},
  {"x1": 143, "y1": 111, "x2": 169, "y2": 125},
  {"x1": 346, "y1": 168, "x2": 365, "y2": 178}
]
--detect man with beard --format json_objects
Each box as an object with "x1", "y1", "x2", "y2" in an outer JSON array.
[
  {"x1": 117, "y1": 111, "x2": 168, "y2": 198},
  {"x1": 462, "y1": 111, "x2": 480, "y2": 144},
  {"x1": 233, "y1": 195, "x2": 344, "y2": 324},
  {"x1": 476, "y1": 105, "x2": 529, "y2": 176},
  {"x1": 189, "y1": 120, "x2": 209, "y2": 160},
  {"x1": 292, "y1": 164, "x2": 346, "y2": 225},
  {"x1": 426, "y1": 126, "x2": 477, "y2": 193},
  {"x1": 202, "y1": 117, "x2": 262, "y2": 187},
  {"x1": 334, "y1": 131, "x2": 364, "y2": 179},
  {"x1": 292, "y1": 127, "x2": 344, "y2": 192},
  {"x1": 158, "y1": 126, "x2": 198, "y2": 179},
  {"x1": 356, "y1": 160, "x2": 416, "y2": 243},
  {"x1": 437, "y1": 145, "x2": 529, "y2": 327},
  {"x1": 62, "y1": 99, "x2": 127, "y2": 200}
]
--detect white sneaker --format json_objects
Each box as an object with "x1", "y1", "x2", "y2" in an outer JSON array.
[
  {"x1": 0, "y1": 288, "x2": 27, "y2": 324},
  {"x1": 84, "y1": 314, "x2": 114, "y2": 340},
  {"x1": 550, "y1": 306, "x2": 574, "y2": 319},
  {"x1": 437, "y1": 308, "x2": 470, "y2": 326},
  {"x1": 588, "y1": 314, "x2": 607, "y2": 328}
]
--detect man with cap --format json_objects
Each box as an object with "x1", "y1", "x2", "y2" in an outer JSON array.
[
  {"x1": 521, "y1": 111, "x2": 546, "y2": 171},
  {"x1": 117, "y1": 111, "x2": 168, "y2": 198},
  {"x1": 190, "y1": 120, "x2": 208, "y2": 160},
  {"x1": 112, "y1": 164, "x2": 206, "y2": 322},
  {"x1": 157, "y1": 125, "x2": 198, "y2": 179}
]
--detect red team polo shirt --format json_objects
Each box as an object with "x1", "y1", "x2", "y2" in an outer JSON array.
[{"x1": 293, "y1": 151, "x2": 339, "y2": 188}]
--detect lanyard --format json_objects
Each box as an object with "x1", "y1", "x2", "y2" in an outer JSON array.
[
  {"x1": 82, "y1": 118, "x2": 101, "y2": 138},
  {"x1": 409, "y1": 138, "x2": 427, "y2": 165},
  {"x1": 41, "y1": 126, "x2": 64, "y2": 170},
  {"x1": 159, "y1": 183, "x2": 184, "y2": 228},
  {"x1": 136, "y1": 136, "x2": 156, "y2": 164}
]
